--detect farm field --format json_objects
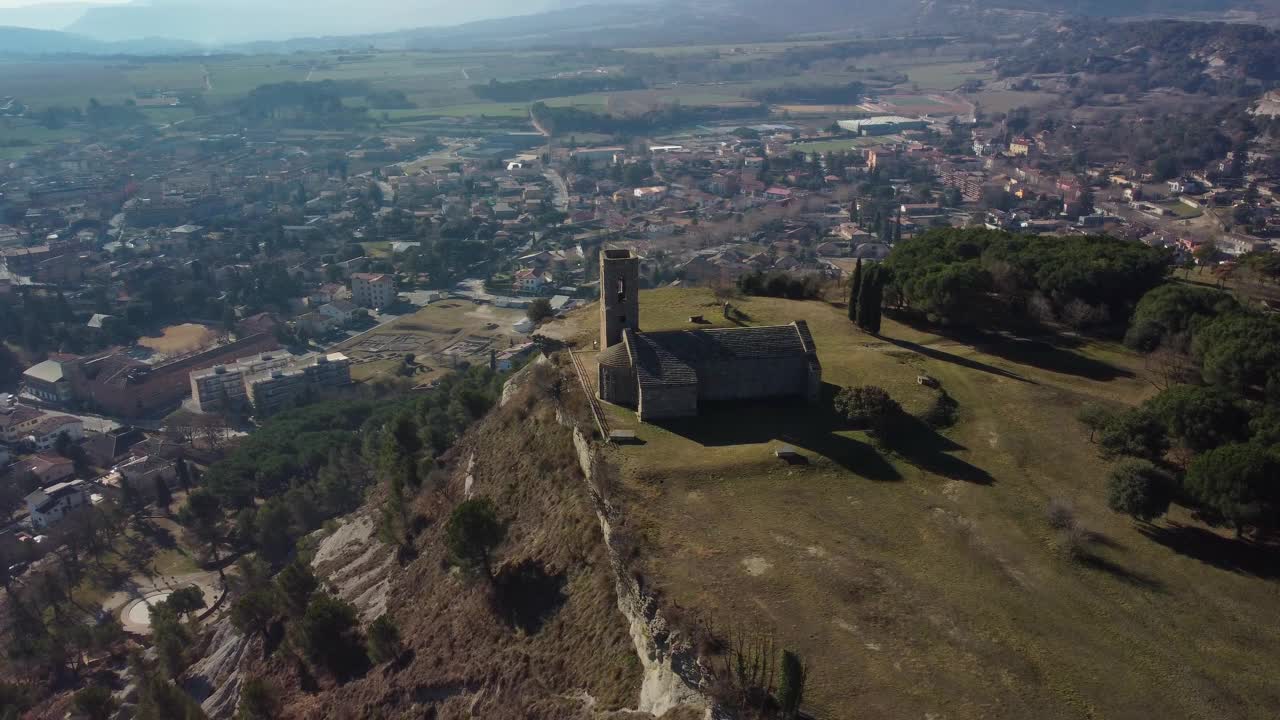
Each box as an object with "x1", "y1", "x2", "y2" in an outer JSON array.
[
  {"x1": 419, "y1": 102, "x2": 531, "y2": 118},
  {"x1": 970, "y1": 89, "x2": 1060, "y2": 113},
  {"x1": 552, "y1": 287, "x2": 1280, "y2": 720},
  {"x1": 0, "y1": 119, "x2": 83, "y2": 158},
  {"x1": 901, "y1": 60, "x2": 990, "y2": 91}
]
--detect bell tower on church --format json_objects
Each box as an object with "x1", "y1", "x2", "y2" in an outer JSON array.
[{"x1": 600, "y1": 249, "x2": 640, "y2": 348}]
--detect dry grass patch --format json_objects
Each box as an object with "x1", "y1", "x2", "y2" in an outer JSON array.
[{"x1": 138, "y1": 323, "x2": 218, "y2": 354}]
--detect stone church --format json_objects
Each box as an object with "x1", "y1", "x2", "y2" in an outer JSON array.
[{"x1": 595, "y1": 249, "x2": 823, "y2": 420}]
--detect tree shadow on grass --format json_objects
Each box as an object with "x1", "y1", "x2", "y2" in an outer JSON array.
[
  {"x1": 1137, "y1": 522, "x2": 1280, "y2": 580},
  {"x1": 880, "y1": 336, "x2": 1035, "y2": 385},
  {"x1": 969, "y1": 332, "x2": 1134, "y2": 383},
  {"x1": 133, "y1": 518, "x2": 177, "y2": 550},
  {"x1": 1077, "y1": 551, "x2": 1165, "y2": 592},
  {"x1": 880, "y1": 413, "x2": 996, "y2": 486},
  {"x1": 883, "y1": 310, "x2": 1133, "y2": 382}
]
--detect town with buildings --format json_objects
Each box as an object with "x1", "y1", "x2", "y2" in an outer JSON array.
[
  {"x1": 3, "y1": 11, "x2": 1280, "y2": 719},
  {"x1": 2, "y1": 75, "x2": 1279, "y2": 547}
]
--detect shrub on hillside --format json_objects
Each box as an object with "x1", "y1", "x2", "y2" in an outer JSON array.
[
  {"x1": 1106, "y1": 459, "x2": 1174, "y2": 522},
  {"x1": 366, "y1": 614, "x2": 402, "y2": 664},
  {"x1": 293, "y1": 593, "x2": 367, "y2": 677},
  {"x1": 445, "y1": 497, "x2": 506, "y2": 578},
  {"x1": 1097, "y1": 408, "x2": 1170, "y2": 461},
  {"x1": 834, "y1": 386, "x2": 902, "y2": 432},
  {"x1": 527, "y1": 298, "x2": 554, "y2": 324}
]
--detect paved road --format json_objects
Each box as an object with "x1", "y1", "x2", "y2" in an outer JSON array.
[{"x1": 545, "y1": 169, "x2": 569, "y2": 212}]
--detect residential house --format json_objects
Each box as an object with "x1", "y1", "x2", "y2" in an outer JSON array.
[
  {"x1": 494, "y1": 343, "x2": 536, "y2": 372},
  {"x1": 308, "y1": 283, "x2": 346, "y2": 306},
  {"x1": 27, "y1": 415, "x2": 84, "y2": 451},
  {"x1": 0, "y1": 404, "x2": 44, "y2": 443},
  {"x1": 25, "y1": 453, "x2": 76, "y2": 485},
  {"x1": 1008, "y1": 137, "x2": 1034, "y2": 157},
  {"x1": 351, "y1": 273, "x2": 395, "y2": 309},
  {"x1": 319, "y1": 300, "x2": 360, "y2": 327},
  {"x1": 25, "y1": 479, "x2": 90, "y2": 529},
  {"x1": 109, "y1": 455, "x2": 177, "y2": 496},
  {"x1": 513, "y1": 268, "x2": 549, "y2": 294},
  {"x1": 81, "y1": 427, "x2": 145, "y2": 468}
]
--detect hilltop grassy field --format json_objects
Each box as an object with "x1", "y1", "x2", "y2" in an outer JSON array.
[{"x1": 552, "y1": 287, "x2": 1280, "y2": 720}]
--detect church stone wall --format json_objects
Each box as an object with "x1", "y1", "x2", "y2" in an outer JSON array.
[
  {"x1": 696, "y1": 356, "x2": 810, "y2": 402},
  {"x1": 638, "y1": 384, "x2": 698, "y2": 420},
  {"x1": 599, "y1": 364, "x2": 638, "y2": 407}
]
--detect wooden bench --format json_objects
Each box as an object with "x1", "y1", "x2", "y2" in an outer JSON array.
[{"x1": 609, "y1": 429, "x2": 638, "y2": 444}]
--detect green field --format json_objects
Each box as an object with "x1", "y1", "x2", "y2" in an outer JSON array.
[
  {"x1": 0, "y1": 118, "x2": 83, "y2": 158},
  {"x1": 1165, "y1": 201, "x2": 1204, "y2": 218},
  {"x1": 903, "y1": 60, "x2": 989, "y2": 91},
  {"x1": 557, "y1": 287, "x2": 1280, "y2": 720},
  {"x1": 971, "y1": 89, "x2": 1060, "y2": 113},
  {"x1": 419, "y1": 102, "x2": 532, "y2": 118},
  {"x1": 791, "y1": 137, "x2": 885, "y2": 153}
]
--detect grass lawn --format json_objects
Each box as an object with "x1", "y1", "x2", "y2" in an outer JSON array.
[
  {"x1": 422, "y1": 102, "x2": 531, "y2": 118},
  {"x1": 969, "y1": 89, "x2": 1060, "y2": 113},
  {"x1": 902, "y1": 60, "x2": 989, "y2": 91},
  {"x1": 360, "y1": 241, "x2": 392, "y2": 258},
  {"x1": 561, "y1": 287, "x2": 1280, "y2": 720},
  {"x1": 790, "y1": 137, "x2": 885, "y2": 153},
  {"x1": 1166, "y1": 201, "x2": 1204, "y2": 219}
]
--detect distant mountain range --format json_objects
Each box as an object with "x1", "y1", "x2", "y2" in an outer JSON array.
[
  {"x1": 0, "y1": 0, "x2": 1273, "y2": 56},
  {"x1": 0, "y1": 25, "x2": 201, "y2": 54}
]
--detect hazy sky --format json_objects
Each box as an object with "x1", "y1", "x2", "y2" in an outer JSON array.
[
  {"x1": 0, "y1": 1, "x2": 128, "y2": 6},
  {"x1": 0, "y1": 0, "x2": 126, "y2": 7}
]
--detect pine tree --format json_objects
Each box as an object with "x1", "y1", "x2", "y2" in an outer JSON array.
[{"x1": 847, "y1": 258, "x2": 863, "y2": 322}]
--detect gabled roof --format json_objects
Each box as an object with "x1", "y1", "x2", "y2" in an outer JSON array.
[
  {"x1": 626, "y1": 321, "x2": 817, "y2": 389},
  {"x1": 23, "y1": 360, "x2": 65, "y2": 384}
]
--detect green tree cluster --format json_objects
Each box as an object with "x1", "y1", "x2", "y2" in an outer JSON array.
[
  {"x1": 737, "y1": 271, "x2": 822, "y2": 300},
  {"x1": 885, "y1": 228, "x2": 1169, "y2": 328}
]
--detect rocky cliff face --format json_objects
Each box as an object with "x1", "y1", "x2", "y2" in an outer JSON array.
[
  {"x1": 184, "y1": 360, "x2": 678, "y2": 719},
  {"x1": 569, "y1": 422, "x2": 715, "y2": 719}
]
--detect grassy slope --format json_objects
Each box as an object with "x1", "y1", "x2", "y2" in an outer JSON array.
[{"x1": 560, "y1": 287, "x2": 1280, "y2": 720}]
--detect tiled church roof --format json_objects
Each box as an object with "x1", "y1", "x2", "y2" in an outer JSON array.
[{"x1": 624, "y1": 321, "x2": 816, "y2": 389}]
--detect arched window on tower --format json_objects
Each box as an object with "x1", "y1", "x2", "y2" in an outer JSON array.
[{"x1": 617, "y1": 278, "x2": 627, "y2": 303}]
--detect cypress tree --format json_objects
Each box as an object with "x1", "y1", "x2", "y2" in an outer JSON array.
[
  {"x1": 866, "y1": 279, "x2": 883, "y2": 334},
  {"x1": 857, "y1": 265, "x2": 884, "y2": 335},
  {"x1": 848, "y1": 258, "x2": 863, "y2": 322},
  {"x1": 778, "y1": 650, "x2": 807, "y2": 720}
]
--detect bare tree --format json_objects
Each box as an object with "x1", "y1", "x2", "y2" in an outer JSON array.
[{"x1": 1144, "y1": 343, "x2": 1193, "y2": 392}]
